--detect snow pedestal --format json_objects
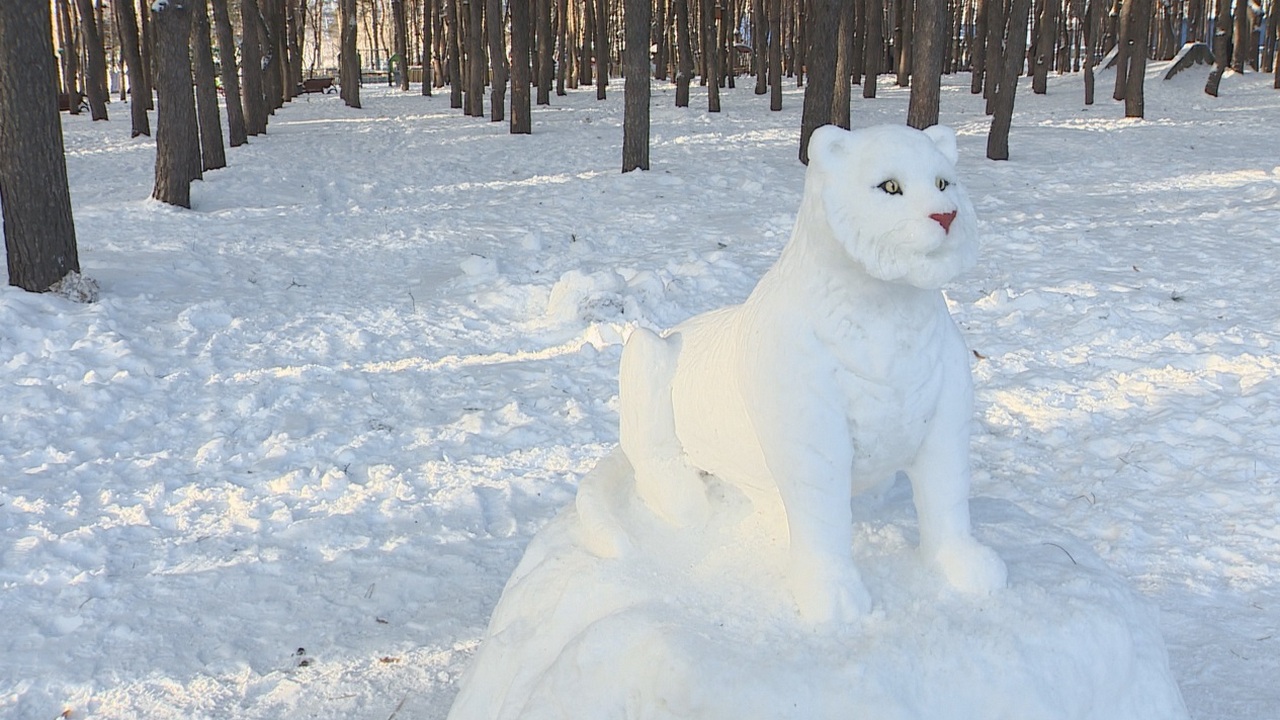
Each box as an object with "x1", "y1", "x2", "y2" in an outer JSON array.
[{"x1": 447, "y1": 449, "x2": 1188, "y2": 720}]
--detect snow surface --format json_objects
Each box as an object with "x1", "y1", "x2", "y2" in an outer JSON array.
[{"x1": 2, "y1": 66, "x2": 1279, "y2": 718}]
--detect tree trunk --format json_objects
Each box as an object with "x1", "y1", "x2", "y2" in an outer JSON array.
[
  {"x1": 115, "y1": 0, "x2": 152, "y2": 136},
  {"x1": 1031, "y1": 0, "x2": 1058, "y2": 92},
  {"x1": 1232, "y1": 0, "x2": 1249, "y2": 72},
  {"x1": 753, "y1": 0, "x2": 767, "y2": 92},
  {"x1": 674, "y1": 0, "x2": 694, "y2": 105},
  {"x1": 983, "y1": 0, "x2": 1008, "y2": 108},
  {"x1": 907, "y1": 0, "x2": 945, "y2": 128},
  {"x1": 488, "y1": 0, "x2": 507, "y2": 119},
  {"x1": 895, "y1": 0, "x2": 914, "y2": 86},
  {"x1": 0, "y1": 0, "x2": 82, "y2": 293},
  {"x1": 242, "y1": 0, "x2": 270, "y2": 128},
  {"x1": 73, "y1": 0, "x2": 110, "y2": 120},
  {"x1": 152, "y1": 0, "x2": 201, "y2": 208},
  {"x1": 1204, "y1": 0, "x2": 1230, "y2": 94},
  {"x1": 55, "y1": 0, "x2": 82, "y2": 116},
  {"x1": 1112, "y1": 0, "x2": 1130, "y2": 100},
  {"x1": 558, "y1": 0, "x2": 570, "y2": 94},
  {"x1": 623, "y1": 0, "x2": 652, "y2": 171},
  {"x1": 970, "y1": 0, "x2": 989, "y2": 92},
  {"x1": 800, "y1": 0, "x2": 839, "y2": 163},
  {"x1": 1122, "y1": 0, "x2": 1149, "y2": 116},
  {"x1": 191, "y1": 0, "x2": 227, "y2": 171},
  {"x1": 446, "y1": 0, "x2": 463, "y2": 107},
  {"x1": 832, "y1": 0, "x2": 853, "y2": 127},
  {"x1": 987, "y1": 0, "x2": 1032, "y2": 159},
  {"x1": 511, "y1": 0, "x2": 533, "y2": 132},
  {"x1": 769, "y1": 0, "x2": 783, "y2": 107},
  {"x1": 422, "y1": 0, "x2": 435, "y2": 94},
  {"x1": 705, "y1": 0, "x2": 722, "y2": 111},
  {"x1": 139, "y1": 0, "x2": 156, "y2": 109},
  {"x1": 863, "y1": 0, "x2": 883, "y2": 97},
  {"x1": 538, "y1": 0, "x2": 555, "y2": 104},
  {"x1": 595, "y1": 0, "x2": 610, "y2": 99},
  {"x1": 466, "y1": 0, "x2": 485, "y2": 116},
  {"x1": 392, "y1": 0, "x2": 410, "y2": 90},
  {"x1": 1082, "y1": 0, "x2": 1097, "y2": 103},
  {"x1": 211, "y1": 0, "x2": 248, "y2": 145}
]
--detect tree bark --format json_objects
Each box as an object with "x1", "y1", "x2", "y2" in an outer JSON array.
[
  {"x1": 987, "y1": 0, "x2": 1032, "y2": 159},
  {"x1": 800, "y1": 0, "x2": 839, "y2": 163},
  {"x1": 907, "y1": 0, "x2": 945, "y2": 128},
  {"x1": 446, "y1": 0, "x2": 462, "y2": 107},
  {"x1": 769, "y1": 0, "x2": 782, "y2": 107},
  {"x1": 1112, "y1": 0, "x2": 1131, "y2": 100},
  {"x1": 422, "y1": 0, "x2": 435, "y2": 94},
  {"x1": 895, "y1": 0, "x2": 914, "y2": 86},
  {"x1": 0, "y1": 0, "x2": 82, "y2": 292},
  {"x1": 1122, "y1": 0, "x2": 1149, "y2": 116},
  {"x1": 557, "y1": 0, "x2": 570, "y2": 94},
  {"x1": 191, "y1": 0, "x2": 227, "y2": 171},
  {"x1": 1082, "y1": 0, "x2": 1098, "y2": 104},
  {"x1": 152, "y1": 0, "x2": 201, "y2": 208},
  {"x1": 705, "y1": 0, "x2": 722, "y2": 111},
  {"x1": 1031, "y1": 0, "x2": 1058, "y2": 93},
  {"x1": 115, "y1": 0, "x2": 152, "y2": 136},
  {"x1": 466, "y1": 0, "x2": 486, "y2": 116},
  {"x1": 1232, "y1": 0, "x2": 1249, "y2": 72},
  {"x1": 511, "y1": 0, "x2": 533, "y2": 132},
  {"x1": 55, "y1": 0, "x2": 82, "y2": 116},
  {"x1": 674, "y1": 0, "x2": 694, "y2": 105},
  {"x1": 242, "y1": 0, "x2": 270, "y2": 128},
  {"x1": 538, "y1": 0, "x2": 555, "y2": 104},
  {"x1": 73, "y1": 0, "x2": 110, "y2": 120},
  {"x1": 139, "y1": 0, "x2": 157, "y2": 109},
  {"x1": 393, "y1": 0, "x2": 411, "y2": 90},
  {"x1": 832, "y1": 0, "x2": 854, "y2": 127},
  {"x1": 863, "y1": 0, "x2": 883, "y2": 97},
  {"x1": 488, "y1": 0, "x2": 508, "y2": 119},
  {"x1": 623, "y1": 0, "x2": 652, "y2": 171},
  {"x1": 211, "y1": 0, "x2": 249, "y2": 145},
  {"x1": 1204, "y1": 0, "x2": 1230, "y2": 94},
  {"x1": 970, "y1": 0, "x2": 989, "y2": 92},
  {"x1": 595, "y1": 0, "x2": 610, "y2": 98}
]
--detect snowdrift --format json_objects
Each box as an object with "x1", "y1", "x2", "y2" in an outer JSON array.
[{"x1": 448, "y1": 449, "x2": 1187, "y2": 720}]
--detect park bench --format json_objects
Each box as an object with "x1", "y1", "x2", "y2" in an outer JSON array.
[{"x1": 298, "y1": 77, "x2": 336, "y2": 94}]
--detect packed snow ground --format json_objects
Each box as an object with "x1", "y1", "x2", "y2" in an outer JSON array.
[{"x1": 2, "y1": 65, "x2": 1278, "y2": 719}]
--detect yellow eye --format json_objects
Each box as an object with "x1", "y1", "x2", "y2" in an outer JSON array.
[
  {"x1": 936, "y1": 178, "x2": 951, "y2": 191},
  {"x1": 877, "y1": 179, "x2": 902, "y2": 195}
]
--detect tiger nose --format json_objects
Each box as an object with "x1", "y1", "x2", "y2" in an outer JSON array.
[{"x1": 929, "y1": 210, "x2": 957, "y2": 233}]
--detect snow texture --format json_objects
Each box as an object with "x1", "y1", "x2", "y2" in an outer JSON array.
[
  {"x1": 448, "y1": 125, "x2": 1183, "y2": 718},
  {"x1": 2, "y1": 65, "x2": 1278, "y2": 719}
]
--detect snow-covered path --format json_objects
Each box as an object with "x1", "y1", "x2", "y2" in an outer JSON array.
[{"x1": 2, "y1": 67, "x2": 1278, "y2": 718}]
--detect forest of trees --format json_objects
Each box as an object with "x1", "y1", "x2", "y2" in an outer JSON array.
[{"x1": 2, "y1": 0, "x2": 1279, "y2": 293}]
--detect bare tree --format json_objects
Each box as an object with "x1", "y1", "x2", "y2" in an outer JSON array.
[
  {"x1": 674, "y1": 0, "x2": 694, "y2": 106},
  {"x1": 73, "y1": 0, "x2": 110, "y2": 119},
  {"x1": 623, "y1": 0, "x2": 652, "y2": 171},
  {"x1": 862, "y1": 0, "x2": 882, "y2": 98},
  {"x1": 152, "y1": 0, "x2": 201, "y2": 208},
  {"x1": 595, "y1": 0, "x2": 609, "y2": 99},
  {"x1": 511, "y1": 0, "x2": 533, "y2": 132},
  {"x1": 114, "y1": 0, "x2": 151, "y2": 136},
  {"x1": 907, "y1": 0, "x2": 945, "y2": 128},
  {"x1": 1122, "y1": 0, "x2": 1150, "y2": 116},
  {"x1": 242, "y1": 0, "x2": 270, "y2": 129},
  {"x1": 340, "y1": 0, "x2": 362, "y2": 107},
  {"x1": 192, "y1": 0, "x2": 227, "y2": 170},
  {"x1": 393, "y1": 0, "x2": 411, "y2": 89},
  {"x1": 800, "y1": 0, "x2": 839, "y2": 163},
  {"x1": 987, "y1": 0, "x2": 1032, "y2": 159},
  {"x1": 0, "y1": 0, "x2": 84, "y2": 293},
  {"x1": 422, "y1": 0, "x2": 434, "y2": 95},
  {"x1": 55, "y1": 0, "x2": 82, "y2": 115},
  {"x1": 1204, "y1": 0, "x2": 1229, "y2": 95},
  {"x1": 212, "y1": 0, "x2": 249, "y2": 145},
  {"x1": 446, "y1": 0, "x2": 462, "y2": 107},
  {"x1": 487, "y1": 0, "x2": 508, "y2": 119},
  {"x1": 538, "y1": 0, "x2": 555, "y2": 104},
  {"x1": 768, "y1": 0, "x2": 782, "y2": 108}
]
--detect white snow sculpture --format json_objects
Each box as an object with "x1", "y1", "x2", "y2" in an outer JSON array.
[
  {"x1": 588, "y1": 123, "x2": 1006, "y2": 623},
  {"x1": 447, "y1": 124, "x2": 1190, "y2": 720}
]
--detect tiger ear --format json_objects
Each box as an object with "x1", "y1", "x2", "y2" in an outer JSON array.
[
  {"x1": 922, "y1": 125, "x2": 959, "y2": 165},
  {"x1": 807, "y1": 125, "x2": 851, "y2": 171}
]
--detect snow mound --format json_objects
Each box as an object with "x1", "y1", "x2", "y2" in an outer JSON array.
[{"x1": 448, "y1": 449, "x2": 1187, "y2": 720}]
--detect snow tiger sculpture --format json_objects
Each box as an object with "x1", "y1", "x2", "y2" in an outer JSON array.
[{"x1": 581, "y1": 123, "x2": 1008, "y2": 624}]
